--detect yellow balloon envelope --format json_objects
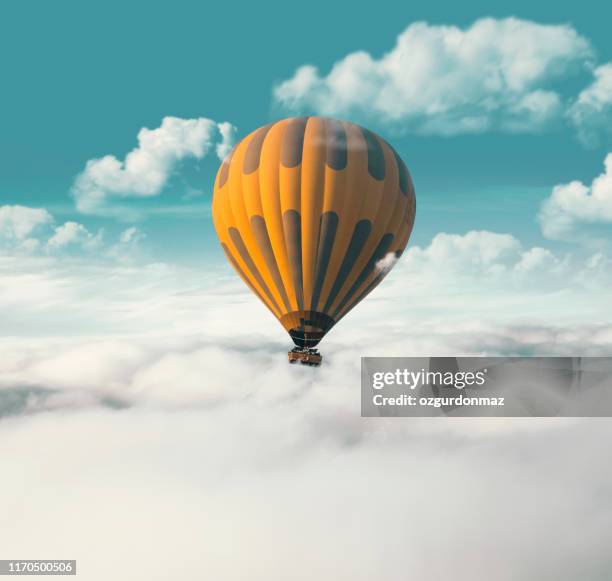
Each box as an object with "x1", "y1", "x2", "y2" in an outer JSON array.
[{"x1": 212, "y1": 116, "x2": 416, "y2": 350}]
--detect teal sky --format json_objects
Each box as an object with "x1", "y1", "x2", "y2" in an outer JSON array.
[{"x1": 1, "y1": 0, "x2": 611, "y2": 263}]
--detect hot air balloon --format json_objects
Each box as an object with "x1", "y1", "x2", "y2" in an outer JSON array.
[{"x1": 212, "y1": 116, "x2": 416, "y2": 365}]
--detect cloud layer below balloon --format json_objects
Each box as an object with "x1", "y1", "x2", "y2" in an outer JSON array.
[{"x1": 2, "y1": 225, "x2": 612, "y2": 579}]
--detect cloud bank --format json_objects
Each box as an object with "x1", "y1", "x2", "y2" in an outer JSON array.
[
  {"x1": 1, "y1": 406, "x2": 611, "y2": 581},
  {"x1": 0, "y1": 204, "x2": 144, "y2": 259},
  {"x1": 1, "y1": 227, "x2": 612, "y2": 579},
  {"x1": 2, "y1": 228, "x2": 611, "y2": 405}
]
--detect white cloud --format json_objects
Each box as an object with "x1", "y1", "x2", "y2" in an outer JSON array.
[
  {"x1": 105, "y1": 226, "x2": 147, "y2": 264},
  {"x1": 0, "y1": 229, "x2": 609, "y2": 342},
  {"x1": 72, "y1": 116, "x2": 236, "y2": 217},
  {"x1": 0, "y1": 204, "x2": 145, "y2": 258},
  {"x1": 539, "y1": 153, "x2": 612, "y2": 239},
  {"x1": 216, "y1": 121, "x2": 237, "y2": 158},
  {"x1": 0, "y1": 205, "x2": 53, "y2": 252},
  {"x1": 0, "y1": 205, "x2": 52, "y2": 239},
  {"x1": 1, "y1": 318, "x2": 612, "y2": 579},
  {"x1": 0, "y1": 228, "x2": 610, "y2": 358},
  {"x1": 404, "y1": 230, "x2": 521, "y2": 272},
  {"x1": 1, "y1": 231, "x2": 612, "y2": 578},
  {"x1": 119, "y1": 226, "x2": 145, "y2": 245},
  {"x1": 568, "y1": 63, "x2": 612, "y2": 146},
  {"x1": 399, "y1": 230, "x2": 568, "y2": 282},
  {"x1": 361, "y1": 230, "x2": 611, "y2": 335},
  {"x1": 46, "y1": 221, "x2": 103, "y2": 251},
  {"x1": 1, "y1": 406, "x2": 611, "y2": 581},
  {"x1": 274, "y1": 18, "x2": 593, "y2": 135},
  {"x1": 375, "y1": 251, "x2": 399, "y2": 274},
  {"x1": 514, "y1": 246, "x2": 562, "y2": 275}
]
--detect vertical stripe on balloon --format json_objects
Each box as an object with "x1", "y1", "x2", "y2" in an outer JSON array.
[
  {"x1": 282, "y1": 210, "x2": 304, "y2": 311},
  {"x1": 228, "y1": 227, "x2": 282, "y2": 314}
]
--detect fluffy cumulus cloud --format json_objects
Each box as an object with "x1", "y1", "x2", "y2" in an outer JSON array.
[
  {"x1": 46, "y1": 221, "x2": 103, "y2": 251},
  {"x1": 1, "y1": 238, "x2": 612, "y2": 579},
  {"x1": 372, "y1": 230, "x2": 611, "y2": 333},
  {"x1": 0, "y1": 204, "x2": 53, "y2": 252},
  {"x1": 539, "y1": 153, "x2": 612, "y2": 239},
  {"x1": 405, "y1": 230, "x2": 522, "y2": 272},
  {"x1": 398, "y1": 230, "x2": 571, "y2": 284},
  {"x1": 568, "y1": 63, "x2": 612, "y2": 146},
  {"x1": 72, "y1": 116, "x2": 236, "y2": 217},
  {"x1": 274, "y1": 18, "x2": 593, "y2": 135}
]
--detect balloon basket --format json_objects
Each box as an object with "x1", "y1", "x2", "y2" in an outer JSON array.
[{"x1": 288, "y1": 347, "x2": 323, "y2": 366}]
